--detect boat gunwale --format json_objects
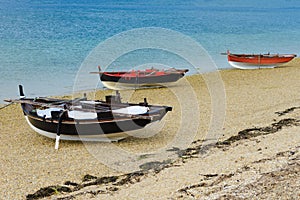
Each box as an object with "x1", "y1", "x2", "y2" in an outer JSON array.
[
  {"x1": 100, "y1": 69, "x2": 188, "y2": 78},
  {"x1": 6, "y1": 98, "x2": 171, "y2": 124},
  {"x1": 25, "y1": 112, "x2": 158, "y2": 125}
]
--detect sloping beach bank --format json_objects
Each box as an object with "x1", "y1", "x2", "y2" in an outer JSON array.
[{"x1": 0, "y1": 59, "x2": 299, "y2": 199}]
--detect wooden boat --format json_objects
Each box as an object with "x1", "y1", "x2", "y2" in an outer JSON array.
[
  {"x1": 226, "y1": 50, "x2": 296, "y2": 69},
  {"x1": 5, "y1": 85, "x2": 172, "y2": 149},
  {"x1": 91, "y1": 66, "x2": 189, "y2": 90}
]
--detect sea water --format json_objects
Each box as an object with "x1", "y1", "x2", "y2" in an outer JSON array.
[{"x1": 1, "y1": 0, "x2": 300, "y2": 102}]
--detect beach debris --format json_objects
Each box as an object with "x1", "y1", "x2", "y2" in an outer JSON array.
[
  {"x1": 137, "y1": 153, "x2": 155, "y2": 160},
  {"x1": 26, "y1": 185, "x2": 71, "y2": 200},
  {"x1": 177, "y1": 164, "x2": 299, "y2": 199},
  {"x1": 166, "y1": 147, "x2": 181, "y2": 152},
  {"x1": 139, "y1": 159, "x2": 172, "y2": 171},
  {"x1": 216, "y1": 118, "x2": 300, "y2": 146},
  {"x1": 82, "y1": 174, "x2": 97, "y2": 182},
  {"x1": 199, "y1": 173, "x2": 218, "y2": 178},
  {"x1": 177, "y1": 173, "x2": 234, "y2": 197},
  {"x1": 176, "y1": 146, "x2": 300, "y2": 199},
  {"x1": 81, "y1": 176, "x2": 118, "y2": 188},
  {"x1": 26, "y1": 171, "x2": 146, "y2": 199},
  {"x1": 64, "y1": 181, "x2": 79, "y2": 187},
  {"x1": 275, "y1": 106, "x2": 300, "y2": 116},
  {"x1": 114, "y1": 171, "x2": 145, "y2": 186}
]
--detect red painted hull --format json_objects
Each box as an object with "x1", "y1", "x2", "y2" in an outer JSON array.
[
  {"x1": 91, "y1": 68, "x2": 189, "y2": 89},
  {"x1": 227, "y1": 51, "x2": 296, "y2": 69},
  {"x1": 100, "y1": 68, "x2": 189, "y2": 78}
]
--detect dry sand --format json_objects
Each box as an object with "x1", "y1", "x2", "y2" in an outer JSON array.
[{"x1": 0, "y1": 59, "x2": 299, "y2": 199}]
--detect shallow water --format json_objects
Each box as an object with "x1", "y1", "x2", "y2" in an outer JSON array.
[{"x1": 1, "y1": 0, "x2": 300, "y2": 102}]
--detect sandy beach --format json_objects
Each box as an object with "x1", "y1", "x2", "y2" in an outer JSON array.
[{"x1": 0, "y1": 59, "x2": 299, "y2": 199}]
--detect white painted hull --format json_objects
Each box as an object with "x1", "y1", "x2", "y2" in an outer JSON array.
[
  {"x1": 228, "y1": 61, "x2": 277, "y2": 69},
  {"x1": 102, "y1": 81, "x2": 173, "y2": 90},
  {"x1": 25, "y1": 116, "x2": 159, "y2": 142}
]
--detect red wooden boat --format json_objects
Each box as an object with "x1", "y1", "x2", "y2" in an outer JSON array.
[
  {"x1": 227, "y1": 50, "x2": 296, "y2": 69},
  {"x1": 91, "y1": 67, "x2": 189, "y2": 90}
]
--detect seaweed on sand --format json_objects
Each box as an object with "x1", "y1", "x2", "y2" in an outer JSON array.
[
  {"x1": 26, "y1": 117, "x2": 300, "y2": 199},
  {"x1": 217, "y1": 118, "x2": 300, "y2": 146}
]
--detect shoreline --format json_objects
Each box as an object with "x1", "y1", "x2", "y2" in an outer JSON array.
[
  {"x1": 1, "y1": 58, "x2": 297, "y2": 104},
  {"x1": 0, "y1": 59, "x2": 299, "y2": 199}
]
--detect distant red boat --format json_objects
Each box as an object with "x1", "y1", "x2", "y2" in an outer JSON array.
[
  {"x1": 92, "y1": 67, "x2": 189, "y2": 90},
  {"x1": 226, "y1": 50, "x2": 297, "y2": 69}
]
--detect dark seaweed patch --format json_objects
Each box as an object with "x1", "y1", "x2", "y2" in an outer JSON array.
[
  {"x1": 139, "y1": 159, "x2": 172, "y2": 171},
  {"x1": 217, "y1": 118, "x2": 299, "y2": 146},
  {"x1": 275, "y1": 106, "x2": 300, "y2": 116},
  {"x1": 82, "y1": 174, "x2": 97, "y2": 182},
  {"x1": 26, "y1": 185, "x2": 71, "y2": 200},
  {"x1": 115, "y1": 171, "x2": 145, "y2": 186},
  {"x1": 64, "y1": 181, "x2": 78, "y2": 187},
  {"x1": 82, "y1": 176, "x2": 118, "y2": 187}
]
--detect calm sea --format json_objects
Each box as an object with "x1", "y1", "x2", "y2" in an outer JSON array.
[{"x1": 1, "y1": 0, "x2": 300, "y2": 102}]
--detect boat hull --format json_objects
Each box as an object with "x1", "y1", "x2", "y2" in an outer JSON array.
[
  {"x1": 6, "y1": 86, "x2": 172, "y2": 145},
  {"x1": 25, "y1": 116, "x2": 159, "y2": 141},
  {"x1": 18, "y1": 99, "x2": 170, "y2": 142},
  {"x1": 102, "y1": 81, "x2": 174, "y2": 90},
  {"x1": 227, "y1": 51, "x2": 296, "y2": 69},
  {"x1": 228, "y1": 61, "x2": 277, "y2": 69},
  {"x1": 98, "y1": 69, "x2": 187, "y2": 90}
]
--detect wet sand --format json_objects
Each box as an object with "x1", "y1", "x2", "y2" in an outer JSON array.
[{"x1": 0, "y1": 59, "x2": 299, "y2": 199}]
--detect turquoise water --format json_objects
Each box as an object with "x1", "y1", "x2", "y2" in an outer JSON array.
[{"x1": 1, "y1": 0, "x2": 300, "y2": 101}]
